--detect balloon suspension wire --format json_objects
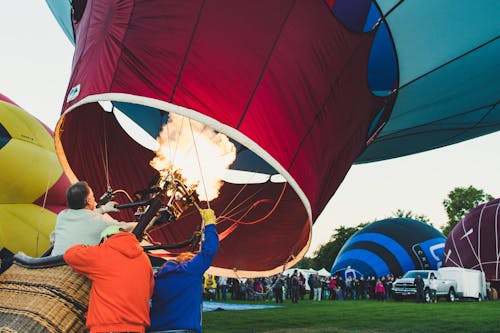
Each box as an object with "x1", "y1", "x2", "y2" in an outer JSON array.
[
  {"x1": 35, "y1": 166, "x2": 54, "y2": 257},
  {"x1": 218, "y1": 186, "x2": 269, "y2": 225},
  {"x1": 214, "y1": 149, "x2": 282, "y2": 221},
  {"x1": 164, "y1": 114, "x2": 183, "y2": 168},
  {"x1": 221, "y1": 182, "x2": 286, "y2": 225},
  {"x1": 102, "y1": 106, "x2": 111, "y2": 190},
  {"x1": 217, "y1": 185, "x2": 263, "y2": 222},
  {"x1": 186, "y1": 118, "x2": 212, "y2": 245},
  {"x1": 217, "y1": 183, "x2": 287, "y2": 242},
  {"x1": 217, "y1": 167, "x2": 271, "y2": 219},
  {"x1": 195, "y1": 160, "x2": 281, "y2": 236},
  {"x1": 188, "y1": 119, "x2": 210, "y2": 210}
]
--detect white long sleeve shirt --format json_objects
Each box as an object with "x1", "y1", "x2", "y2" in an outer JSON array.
[{"x1": 429, "y1": 278, "x2": 438, "y2": 291}]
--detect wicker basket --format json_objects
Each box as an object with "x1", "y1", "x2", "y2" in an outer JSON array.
[{"x1": 0, "y1": 264, "x2": 90, "y2": 333}]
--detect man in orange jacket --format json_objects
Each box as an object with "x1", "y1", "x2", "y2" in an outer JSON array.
[{"x1": 64, "y1": 225, "x2": 154, "y2": 333}]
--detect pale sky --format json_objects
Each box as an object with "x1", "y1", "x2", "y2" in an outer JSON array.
[{"x1": 1, "y1": 3, "x2": 498, "y2": 258}]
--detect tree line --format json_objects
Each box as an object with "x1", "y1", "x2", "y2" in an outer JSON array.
[{"x1": 297, "y1": 185, "x2": 494, "y2": 270}]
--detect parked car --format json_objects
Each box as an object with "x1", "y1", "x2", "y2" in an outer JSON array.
[{"x1": 392, "y1": 270, "x2": 457, "y2": 302}]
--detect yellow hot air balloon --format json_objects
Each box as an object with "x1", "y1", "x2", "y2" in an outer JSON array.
[{"x1": 0, "y1": 93, "x2": 70, "y2": 270}]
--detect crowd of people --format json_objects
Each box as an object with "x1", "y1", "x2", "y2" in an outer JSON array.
[{"x1": 200, "y1": 270, "x2": 399, "y2": 304}]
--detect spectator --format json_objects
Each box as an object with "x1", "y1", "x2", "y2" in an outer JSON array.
[
  {"x1": 273, "y1": 275, "x2": 284, "y2": 303},
  {"x1": 353, "y1": 277, "x2": 360, "y2": 300},
  {"x1": 299, "y1": 273, "x2": 306, "y2": 300},
  {"x1": 218, "y1": 275, "x2": 228, "y2": 301},
  {"x1": 308, "y1": 274, "x2": 315, "y2": 300},
  {"x1": 230, "y1": 278, "x2": 240, "y2": 300},
  {"x1": 375, "y1": 279, "x2": 386, "y2": 301},
  {"x1": 385, "y1": 274, "x2": 394, "y2": 300},
  {"x1": 368, "y1": 276, "x2": 376, "y2": 299},
  {"x1": 312, "y1": 274, "x2": 322, "y2": 301},
  {"x1": 345, "y1": 276, "x2": 353, "y2": 300},
  {"x1": 414, "y1": 274, "x2": 425, "y2": 303},
  {"x1": 285, "y1": 274, "x2": 292, "y2": 299},
  {"x1": 204, "y1": 273, "x2": 217, "y2": 301},
  {"x1": 240, "y1": 279, "x2": 248, "y2": 300},
  {"x1": 328, "y1": 276, "x2": 337, "y2": 300},
  {"x1": 291, "y1": 270, "x2": 300, "y2": 303},
  {"x1": 337, "y1": 276, "x2": 346, "y2": 300},
  {"x1": 429, "y1": 273, "x2": 438, "y2": 303},
  {"x1": 358, "y1": 276, "x2": 367, "y2": 300},
  {"x1": 255, "y1": 279, "x2": 264, "y2": 301}
]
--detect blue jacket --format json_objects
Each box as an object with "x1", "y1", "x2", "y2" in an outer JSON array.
[{"x1": 149, "y1": 224, "x2": 219, "y2": 332}]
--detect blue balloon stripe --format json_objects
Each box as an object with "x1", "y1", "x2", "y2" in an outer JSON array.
[
  {"x1": 346, "y1": 233, "x2": 415, "y2": 272},
  {"x1": 333, "y1": 249, "x2": 390, "y2": 278},
  {"x1": 343, "y1": 240, "x2": 404, "y2": 277}
]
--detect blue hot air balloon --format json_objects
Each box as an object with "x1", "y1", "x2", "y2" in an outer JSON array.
[{"x1": 331, "y1": 218, "x2": 446, "y2": 279}]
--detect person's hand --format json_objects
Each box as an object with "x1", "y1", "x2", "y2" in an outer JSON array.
[
  {"x1": 200, "y1": 208, "x2": 216, "y2": 226},
  {"x1": 97, "y1": 201, "x2": 120, "y2": 214}
]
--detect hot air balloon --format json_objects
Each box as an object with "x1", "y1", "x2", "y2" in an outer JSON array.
[
  {"x1": 43, "y1": 0, "x2": 500, "y2": 277},
  {"x1": 0, "y1": 93, "x2": 71, "y2": 272},
  {"x1": 331, "y1": 218, "x2": 446, "y2": 279},
  {"x1": 442, "y1": 198, "x2": 500, "y2": 290}
]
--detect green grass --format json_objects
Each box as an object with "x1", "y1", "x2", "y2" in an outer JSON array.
[{"x1": 203, "y1": 299, "x2": 499, "y2": 333}]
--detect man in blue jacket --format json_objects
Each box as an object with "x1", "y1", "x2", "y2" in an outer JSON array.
[{"x1": 149, "y1": 208, "x2": 219, "y2": 333}]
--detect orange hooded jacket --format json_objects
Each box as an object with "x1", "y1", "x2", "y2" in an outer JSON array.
[{"x1": 64, "y1": 232, "x2": 154, "y2": 333}]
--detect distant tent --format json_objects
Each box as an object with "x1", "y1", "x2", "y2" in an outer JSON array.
[
  {"x1": 331, "y1": 218, "x2": 446, "y2": 279},
  {"x1": 317, "y1": 268, "x2": 331, "y2": 278}
]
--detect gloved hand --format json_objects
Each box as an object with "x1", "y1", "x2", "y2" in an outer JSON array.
[
  {"x1": 96, "y1": 201, "x2": 120, "y2": 214},
  {"x1": 200, "y1": 208, "x2": 216, "y2": 226}
]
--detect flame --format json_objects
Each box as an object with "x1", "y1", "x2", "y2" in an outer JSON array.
[{"x1": 150, "y1": 114, "x2": 236, "y2": 201}]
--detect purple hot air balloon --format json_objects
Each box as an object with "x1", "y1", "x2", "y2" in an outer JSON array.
[{"x1": 443, "y1": 198, "x2": 500, "y2": 290}]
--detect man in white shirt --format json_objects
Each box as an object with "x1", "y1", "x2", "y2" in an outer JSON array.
[
  {"x1": 429, "y1": 273, "x2": 438, "y2": 303},
  {"x1": 51, "y1": 181, "x2": 137, "y2": 256},
  {"x1": 218, "y1": 275, "x2": 228, "y2": 301}
]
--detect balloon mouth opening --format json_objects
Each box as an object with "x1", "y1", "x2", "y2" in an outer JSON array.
[
  {"x1": 99, "y1": 100, "x2": 287, "y2": 188},
  {"x1": 55, "y1": 98, "x2": 313, "y2": 277},
  {"x1": 56, "y1": 96, "x2": 311, "y2": 218}
]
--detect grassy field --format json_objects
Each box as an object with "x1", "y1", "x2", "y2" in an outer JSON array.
[{"x1": 203, "y1": 299, "x2": 499, "y2": 333}]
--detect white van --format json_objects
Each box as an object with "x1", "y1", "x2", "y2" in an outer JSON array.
[{"x1": 438, "y1": 267, "x2": 486, "y2": 301}]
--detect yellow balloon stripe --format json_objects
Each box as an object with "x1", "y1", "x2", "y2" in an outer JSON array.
[
  {"x1": 0, "y1": 139, "x2": 63, "y2": 203},
  {"x1": 0, "y1": 204, "x2": 56, "y2": 257},
  {"x1": 0, "y1": 100, "x2": 54, "y2": 151},
  {"x1": 0, "y1": 100, "x2": 64, "y2": 203}
]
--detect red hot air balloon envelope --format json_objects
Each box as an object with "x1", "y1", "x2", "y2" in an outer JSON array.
[
  {"x1": 443, "y1": 198, "x2": 500, "y2": 289},
  {"x1": 45, "y1": 0, "x2": 500, "y2": 277}
]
